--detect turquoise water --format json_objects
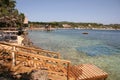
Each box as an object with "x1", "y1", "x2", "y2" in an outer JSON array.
[{"x1": 28, "y1": 29, "x2": 120, "y2": 80}]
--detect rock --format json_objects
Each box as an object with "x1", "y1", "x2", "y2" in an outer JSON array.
[
  {"x1": 0, "y1": 77, "x2": 7, "y2": 80},
  {"x1": 30, "y1": 70, "x2": 48, "y2": 80}
]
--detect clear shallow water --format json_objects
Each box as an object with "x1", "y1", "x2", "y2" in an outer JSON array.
[
  {"x1": 28, "y1": 29, "x2": 120, "y2": 56},
  {"x1": 28, "y1": 29, "x2": 120, "y2": 80}
]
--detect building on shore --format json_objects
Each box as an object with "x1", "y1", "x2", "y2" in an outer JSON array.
[{"x1": 23, "y1": 16, "x2": 29, "y2": 27}]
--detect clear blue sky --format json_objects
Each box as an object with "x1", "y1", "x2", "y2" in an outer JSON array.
[{"x1": 16, "y1": 0, "x2": 120, "y2": 24}]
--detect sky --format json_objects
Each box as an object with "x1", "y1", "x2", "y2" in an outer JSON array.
[{"x1": 16, "y1": 0, "x2": 120, "y2": 24}]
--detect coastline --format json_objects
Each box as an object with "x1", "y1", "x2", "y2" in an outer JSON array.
[{"x1": 29, "y1": 27, "x2": 120, "y2": 31}]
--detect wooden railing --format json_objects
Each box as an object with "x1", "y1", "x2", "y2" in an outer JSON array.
[
  {"x1": 0, "y1": 42, "x2": 60, "y2": 58},
  {"x1": 0, "y1": 48, "x2": 71, "y2": 80},
  {"x1": 0, "y1": 42, "x2": 71, "y2": 79},
  {"x1": 0, "y1": 42, "x2": 108, "y2": 80}
]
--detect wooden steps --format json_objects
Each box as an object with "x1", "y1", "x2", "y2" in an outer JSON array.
[
  {"x1": 74, "y1": 64, "x2": 108, "y2": 80},
  {"x1": 0, "y1": 42, "x2": 108, "y2": 80}
]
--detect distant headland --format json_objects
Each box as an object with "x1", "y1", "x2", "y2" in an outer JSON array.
[{"x1": 29, "y1": 21, "x2": 120, "y2": 30}]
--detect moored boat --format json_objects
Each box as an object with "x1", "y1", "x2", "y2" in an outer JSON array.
[{"x1": 82, "y1": 32, "x2": 88, "y2": 34}]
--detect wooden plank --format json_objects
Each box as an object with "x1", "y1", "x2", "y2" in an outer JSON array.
[
  {"x1": 80, "y1": 65, "x2": 101, "y2": 79},
  {"x1": 12, "y1": 50, "x2": 70, "y2": 79},
  {"x1": 0, "y1": 42, "x2": 60, "y2": 58},
  {"x1": 76, "y1": 65, "x2": 91, "y2": 79},
  {"x1": 76, "y1": 64, "x2": 108, "y2": 80},
  {"x1": 83, "y1": 64, "x2": 107, "y2": 79},
  {"x1": 86, "y1": 64, "x2": 108, "y2": 78},
  {"x1": 15, "y1": 51, "x2": 70, "y2": 65},
  {"x1": 0, "y1": 43, "x2": 108, "y2": 80}
]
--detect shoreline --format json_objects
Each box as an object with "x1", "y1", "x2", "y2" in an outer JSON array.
[{"x1": 28, "y1": 27, "x2": 120, "y2": 31}]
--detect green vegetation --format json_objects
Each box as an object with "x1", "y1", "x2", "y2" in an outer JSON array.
[
  {"x1": 0, "y1": 0, "x2": 25, "y2": 28},
  {"x1": 29, "y1": 21, "x2": 120, "y2": 30}
]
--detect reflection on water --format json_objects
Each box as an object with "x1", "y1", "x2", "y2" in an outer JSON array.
[{"x1": 28, "y1": 29, "x2": 120, "y2": 80}]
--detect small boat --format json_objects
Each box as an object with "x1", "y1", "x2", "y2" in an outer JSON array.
[{"x1": 82, "y1": 32, "x2": 88, "y2": 34}]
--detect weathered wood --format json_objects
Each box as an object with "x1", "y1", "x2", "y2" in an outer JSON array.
[
  {"x1": 0, "y1": 42, "x2": 108, "y2": 80},
  {"x1": 8, "y1": 50, "x2": 71, "y2": 79},
  {"x1": 0, "y1": 42, "x2": 60, "y2": 58},
  {"x1": 12, "y1": 46, "x2": 16, "y2": 66},
  {"x1": 76, "y1": 64, "x2": 108, "y2": 80},
  {"x1": 67, "y1": 62, "x2": 70, "y2": 80}
]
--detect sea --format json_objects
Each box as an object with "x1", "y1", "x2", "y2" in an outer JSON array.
[{"x1": 28, "y1": 29, "x2": 120, "y2": 80}]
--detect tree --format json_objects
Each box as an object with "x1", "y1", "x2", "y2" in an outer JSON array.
[{"x1": 0, "y1": 0, "x2": 25, "y2": 28}]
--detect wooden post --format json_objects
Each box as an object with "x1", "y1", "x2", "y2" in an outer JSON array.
[
  {"x1": 12, "y1": 46, "x2": 16, "y2": 66},
  {"x1": 67, "y1": 62, "x2": 70, "y2": 80},
  {"x1": 58, "y1": 53, "x2": 60, "y2": 59}
]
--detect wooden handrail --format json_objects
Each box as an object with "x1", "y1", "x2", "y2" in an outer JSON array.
[
  {"x1": 15, "y1": 51, "x2": 70, "y2": 65},
  {"x1": 14, "y1": 50, "x2": 71, "y2": 80},
  {"x1": 0, "y1": 42, "x2": 70, "y2": 80},
  {"x1": 0, "y1": 42, "x2": 60, "y2": 58}
]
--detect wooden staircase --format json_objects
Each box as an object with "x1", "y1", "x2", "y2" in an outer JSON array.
[{"x1": 0, "y1": 42, "x2": 108, "y2": 80}]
